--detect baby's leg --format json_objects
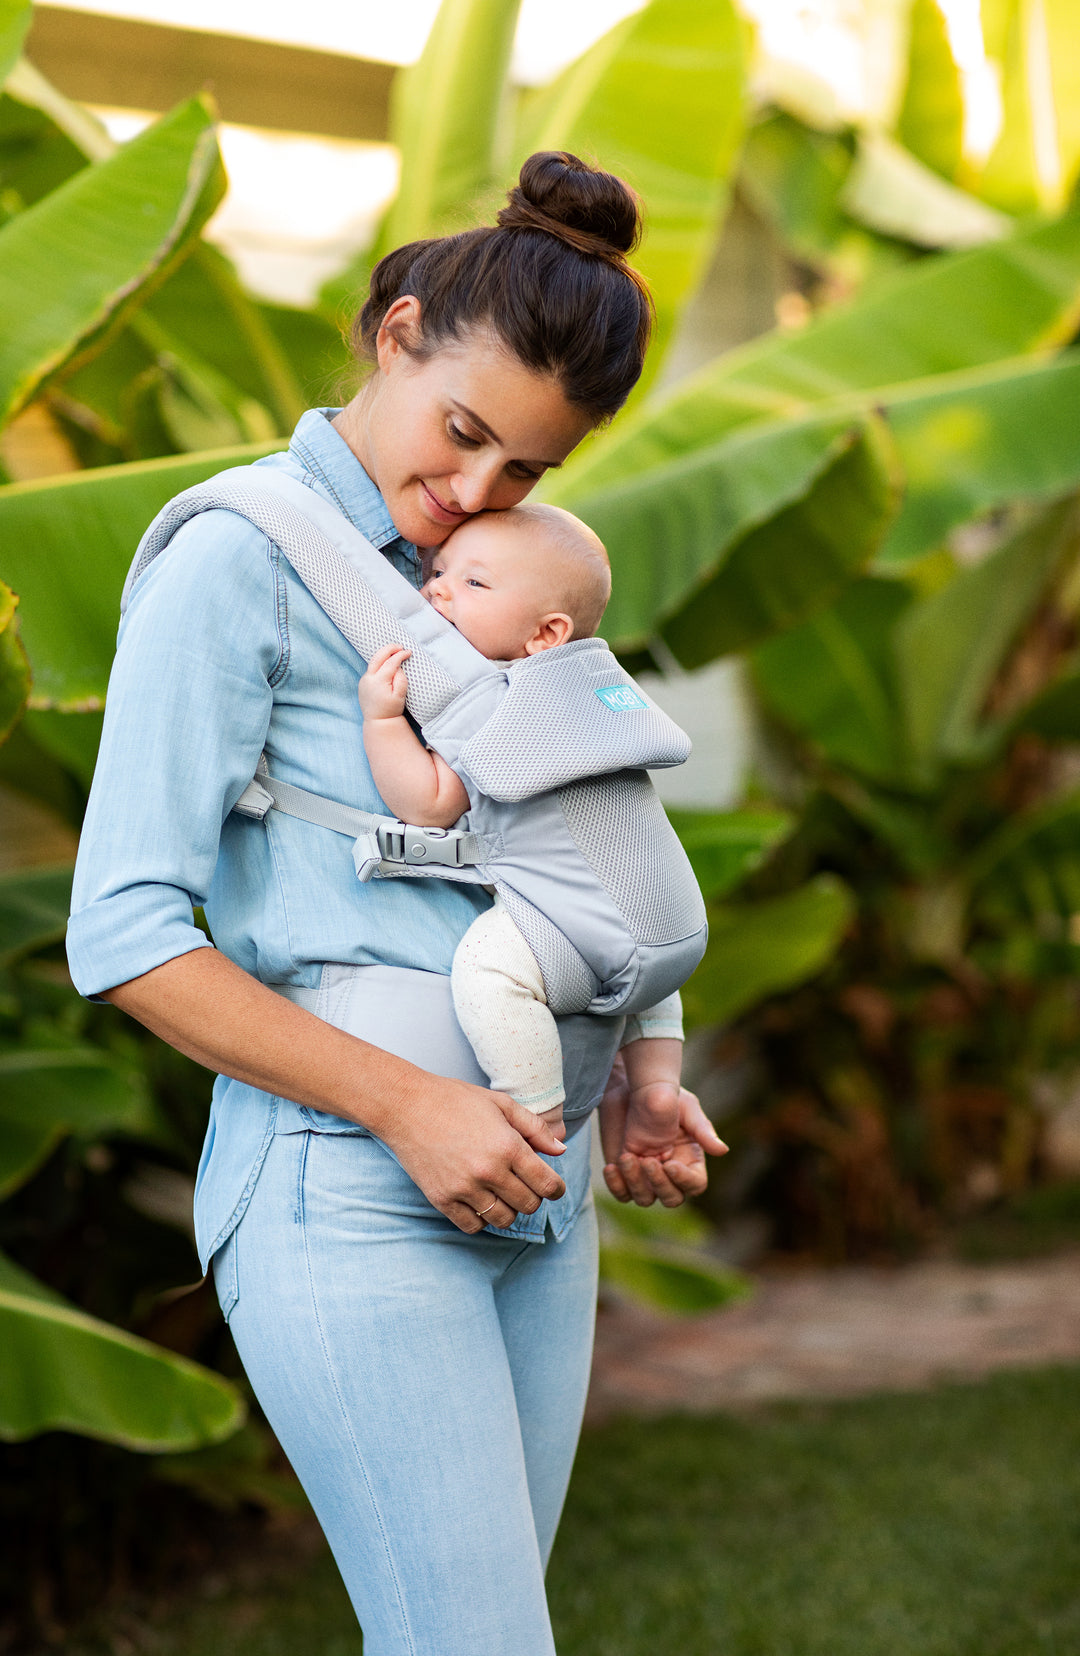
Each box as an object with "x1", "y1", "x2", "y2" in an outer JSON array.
[{"x1": 451, "y1": 900, "x2": 565, "y2": 1116}]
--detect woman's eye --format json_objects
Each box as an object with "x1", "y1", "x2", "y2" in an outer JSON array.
[
  {"x1": 509, "y1": 462, "x2": 544, "y2": 482},
  {"x1": 449, "y1": 422, "x2": 480, "y2": 448}
]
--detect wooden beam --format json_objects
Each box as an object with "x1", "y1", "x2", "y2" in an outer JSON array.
[{"x1": 23, "y1": 7, "x2": 395, "y2": 142}]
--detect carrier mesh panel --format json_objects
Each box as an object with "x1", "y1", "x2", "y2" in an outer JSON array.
[
  {"x1": 134, "y1": 484, "x2": 459, "y2": 724},
  {"x1": 557, "y1": 771, "x2": 706, "y2": 946},
  {"x1": 497, "y1": 885, "x2": 599, "y2": 1016},
  {"x1": 459, "y1": 640, "x2": 691, "y2": 802}
]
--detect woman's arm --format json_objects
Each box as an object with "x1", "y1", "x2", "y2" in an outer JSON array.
[
  {"x1": 106, "y1": 947, "x2": 566, "y2": 1233},
  {"x1": 359, "y1": 643, "x2": 469, "y2": 826}
]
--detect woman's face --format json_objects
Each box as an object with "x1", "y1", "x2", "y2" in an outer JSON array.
[{"x1": 339, "y1": 297, "x2": 594, "y2": 548}]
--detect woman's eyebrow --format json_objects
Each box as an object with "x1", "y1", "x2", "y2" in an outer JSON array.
[{"x1": 452, "y1": 402, "x2": 562, "y2": 470}]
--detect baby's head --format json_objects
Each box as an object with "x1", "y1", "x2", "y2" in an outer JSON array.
[{"x1": 420, "y1": 505, "x2": 611, "y2": 661}]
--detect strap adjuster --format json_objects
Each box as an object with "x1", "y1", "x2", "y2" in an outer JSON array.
[{"x1": 376, "y1": 821, "x2": 470, "y2": 868}]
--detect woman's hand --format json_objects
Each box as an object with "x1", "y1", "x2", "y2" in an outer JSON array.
[
  {"x1": 105, "y1": 949, "x2": 566, "y2": 1236},
  {"x1": 377, "y1": 1081, "x2": 568, "y2": 1234},
  {"x1": 599, "y1": 1052, "x2": 727, "y2": 1208}
]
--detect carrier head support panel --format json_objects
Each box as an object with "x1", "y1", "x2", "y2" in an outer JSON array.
[{"x1": 125, "y1": 466, "x2": 708, "y2": 1019}]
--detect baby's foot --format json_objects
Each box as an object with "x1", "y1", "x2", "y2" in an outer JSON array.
[{"x1": 623, "y1": 1081, "x2": 681, "y2": 1160}]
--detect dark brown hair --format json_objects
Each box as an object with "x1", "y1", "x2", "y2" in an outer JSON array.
[{"x1": 352, "y1": 152, "x2": 652, "y2": 423}]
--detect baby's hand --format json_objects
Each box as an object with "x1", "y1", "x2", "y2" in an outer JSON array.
[
  {"x1": 358, "y1": 643, "x2": 412, "y2": 721},
  {"x1": 622, "y1": 1080, "x2": 682, "y2": 1161},
  {"x1": 539, "y1": 1102, "x2": 566, "y2": 1142}
]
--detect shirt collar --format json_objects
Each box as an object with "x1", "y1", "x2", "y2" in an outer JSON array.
[{"x1": 288, "y1": 408, "x2": 415, "y2": 562}]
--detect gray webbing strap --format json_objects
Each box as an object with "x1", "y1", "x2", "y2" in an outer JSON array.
[{"x1": 234, "y1": 769, "x2": 481, "y2": 883}]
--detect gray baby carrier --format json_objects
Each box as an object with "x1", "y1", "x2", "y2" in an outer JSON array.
[{"x1": 124, "y1": 466, "x2": 708, "y2": 1017}]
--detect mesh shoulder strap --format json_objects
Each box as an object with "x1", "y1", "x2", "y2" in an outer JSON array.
[{"x1": 124, "y1": 466, "x2": 494, "y2": 726}]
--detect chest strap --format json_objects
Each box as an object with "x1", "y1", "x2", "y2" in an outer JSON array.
[{"x1": 233, "y1": 767, "x2": 481, "y2": 883}]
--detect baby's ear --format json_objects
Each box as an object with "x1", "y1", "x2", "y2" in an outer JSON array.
[{"x1": 525, "y1": 613, "x2": 575, "y2": 654}]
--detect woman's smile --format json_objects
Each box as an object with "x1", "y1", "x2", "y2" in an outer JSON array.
[{"x1": 420, "y1": 482, "x2": 471, "y2": 526}]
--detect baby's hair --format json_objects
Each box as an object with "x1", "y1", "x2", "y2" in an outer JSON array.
[{"x1": 482, "y1": 504, "x2": 611, "y2": 639}]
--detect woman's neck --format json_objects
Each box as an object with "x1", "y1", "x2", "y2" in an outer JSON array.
[{"x1": 331, "y1": 391, "x2": 376, "y2": 482}]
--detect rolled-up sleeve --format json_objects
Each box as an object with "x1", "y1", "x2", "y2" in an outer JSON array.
[{"x1": 67, "y1": 513, "x2": 284, "y2": 999}]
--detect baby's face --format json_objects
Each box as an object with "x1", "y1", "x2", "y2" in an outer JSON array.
[{"x1": 421, "y1": 518, "x2": 566, "y2": 660}]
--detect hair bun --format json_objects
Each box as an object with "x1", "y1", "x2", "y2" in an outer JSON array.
[{"x1": 497, "y1": 151, "x2": 641, "y2": 260}]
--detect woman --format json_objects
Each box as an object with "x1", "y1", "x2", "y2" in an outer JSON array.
[{"x1": 68, "y1": 151, "x2": 725, "y2": 1653}]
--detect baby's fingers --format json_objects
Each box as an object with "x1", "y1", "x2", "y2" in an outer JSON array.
[{"x1": 369, "y1": 642, "x2": 412, "y2": 672}]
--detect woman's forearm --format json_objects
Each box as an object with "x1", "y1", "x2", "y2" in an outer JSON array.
[
  {"x1": 104, "y1": 946, "x2": 568, "y2": 1232},
  {"x1": 105, "y1": 946, "x2": 425, "y2": 1136}
]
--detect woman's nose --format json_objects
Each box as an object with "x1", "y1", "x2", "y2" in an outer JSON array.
[{"x1": 451, "y1": 456, "x2": 503, "y2": 514}]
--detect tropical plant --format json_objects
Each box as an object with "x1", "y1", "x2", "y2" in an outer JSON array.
[{"x1": 683, "y1": 494, "x2": 1080, "y2": 1258}]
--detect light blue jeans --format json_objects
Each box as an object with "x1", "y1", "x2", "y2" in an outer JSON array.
[{"x1": 212, "y1": 966, "x2": 604, "y2": 1655}]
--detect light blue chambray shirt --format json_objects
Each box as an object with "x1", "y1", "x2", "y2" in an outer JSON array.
[{"x1": 68, "y1": 411, "x2": 606, "y2": 1266}]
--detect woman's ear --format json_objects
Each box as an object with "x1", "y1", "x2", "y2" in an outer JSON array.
[
  {"x1": 524, "y1": 613, "x2": 575, "y2": 655},
  {"x1": 376, "y1": 295, "x2": 423, "y2": 373}
]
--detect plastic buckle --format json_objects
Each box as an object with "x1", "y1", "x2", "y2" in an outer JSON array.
[{"x1": 377, "y1": 821, "x2": 466, "y2": 867}]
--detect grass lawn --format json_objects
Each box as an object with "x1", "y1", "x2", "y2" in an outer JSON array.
[{"x1": 73, "y1": 1365, "x2": 1080, "y2": 1655}]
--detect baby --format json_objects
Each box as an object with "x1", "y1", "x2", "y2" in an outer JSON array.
[{"x1": 357, "y1": 504, "x2": 686, "y2": 1159}]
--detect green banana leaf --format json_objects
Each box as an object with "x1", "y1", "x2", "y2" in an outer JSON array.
[
  {"x1": 381, "y1": 0, "x2": 520, "y2": 247},
  {"x1": 0, "y1": 440, "x2": 282, "y2": 708},
  {"x1": 0, "y1": 860, "x2": 72, "y2": 966},
  {"x1": 0, "y1": 1249, "x2": 244, "y2": 1449},
  {"x1": 0, "y1": 73, "x2": 305, "y2": 448},
  {"x1": 894, "y1": 499, "x2": 1075, "y2": 773},
  {"x1": 752, "y1": 577, "x2": 913, "y2": 786},
  {"x1": 0, "y1": 95, "x2": 225, "y2": 430},
  {"x1": 21, "y1": 708, "x2": 102, "y2": 788},
  {"x1": 552, "y1": 408, "x2": 898, "y2": 655},
  {"x1": 840, "y1": 134, "x2": 1009, "y2": 251},
  {"x1": 323, "y1": 0, "x2": 521, "y2": 317},
  {"x1": 739, "y1": 112, "x2": 910, "y2": 290},
  {"x1": 660, "y1": 416, "x2": 901, "y2": 664},
  {"x1": 0, "y1": 576, "x2": 28, "y2": 742},
  {"x1": 513, "y1": 0, "x2": 747, "y2": 400},
  {"x1": 0, "y1": 0, "x2": 28, "y2": 86},
  {"x1": 549, "y1": 209, "x2": 1080, "y2": 507},
  {"x1": 896, "y1": 0, "x2": 964, "y2": 183},
  {"x1": 682, "y1": 874, "x2": 854, "y2": 1028},
  {"x1": 0, "y1": 1044, "x2": 154, "y2": 1196},
  {"x1": 667, "y1": 806, "x2": 793, "y2": 902},
  {"x1": 978, "y1": 0, "x2": 1080, "y2": 214},
  {"x1": 877, "y1": 351, "x2": 1080, "y2": 566}
]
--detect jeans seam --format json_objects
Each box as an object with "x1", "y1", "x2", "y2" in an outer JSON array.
[{"x1": 298, "y1": 1133, "x2": 417, "y2": 1656}]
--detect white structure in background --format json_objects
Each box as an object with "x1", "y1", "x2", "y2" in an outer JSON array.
[{"x1": 637, "y1": 657, "x2": 755, "y2": 812}]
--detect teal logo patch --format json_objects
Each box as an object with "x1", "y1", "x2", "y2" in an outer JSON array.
[{"x1": 595, "y1": 684, "x2": 649, "y2": 712}]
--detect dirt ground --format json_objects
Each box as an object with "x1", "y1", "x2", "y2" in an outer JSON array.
[{"x1": 587, "y1": 1250, "x2": 1080, "y2": 1421}]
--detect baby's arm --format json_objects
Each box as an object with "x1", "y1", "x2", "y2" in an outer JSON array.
[
  {"x1": 620, "y1": 1036, "x2": 683, "y2": 1161},
  {"x1": 358, "y1": 644, "x2": 469, "y2": 827}
]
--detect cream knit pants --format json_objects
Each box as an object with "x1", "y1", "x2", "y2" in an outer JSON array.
[{"x1": 451, "y1": 896, "x2": 683, "y2": 1112}]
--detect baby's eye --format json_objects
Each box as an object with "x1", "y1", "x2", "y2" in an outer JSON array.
[{"x1": 466, "y1": 578, "x2": 487, "y2": 589}]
